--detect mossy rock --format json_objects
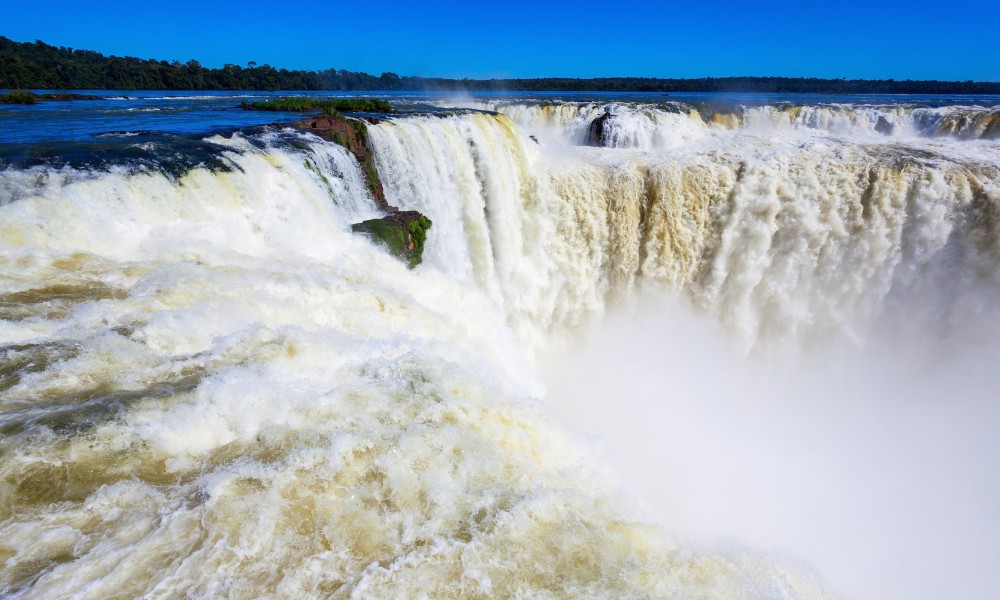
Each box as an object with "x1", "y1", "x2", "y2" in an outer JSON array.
[
  {"x1": 1, "y1": 90, "x2": 36, "y2": 104},
  {"x1": 239, "y1": 97, "x2": 393, "y2": 113},
  {"x1": 351, "y1": 211, "x2": 432, "y2": 268},
  {"x1": 0, "y1": 91, "x2": 100, "y2": 104}
]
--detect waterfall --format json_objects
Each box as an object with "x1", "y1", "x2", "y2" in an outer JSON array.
[
  {"x1": 2, "y1": 95, "x2": 999, "y2": 599},
  {"x1": 444, "y1": 99, "x2": 1000, "y2": 145},
  {"x1": 369, "y1": 110, "x2": 1000, "y2": 350}
]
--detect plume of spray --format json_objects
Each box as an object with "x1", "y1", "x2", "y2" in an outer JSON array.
[{"x1": 539, "y1": 290, "x2": 1000, "y2": 600}]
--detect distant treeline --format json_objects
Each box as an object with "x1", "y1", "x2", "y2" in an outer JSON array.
[{"x1": 3, "y1": 36, "x2": 999, "y2": 95}]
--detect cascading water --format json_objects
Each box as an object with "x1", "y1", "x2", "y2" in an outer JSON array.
[
  {"x1": 1, "y1": 93, "x2": 999, "y2": 599},
  {"x1": 370, "y1": 108, "x2": 1000, "y2": 351},
  {"x1": 448, "y1": 99, "x2": 1000, "y2": 144}
]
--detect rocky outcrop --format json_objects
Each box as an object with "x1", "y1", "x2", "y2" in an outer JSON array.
[
  {"x1": 875, "y1": 116, "x2": 894, "y2": 136},
  {"x1": 586, "y1": 112, "x2": 612, "y2": 146},
  {"x1": 291, "y1": 113, "x2": 396, "y2": 211},
  {"x1": 351, "y1": 211, "x2": 432, "y2": 268}
]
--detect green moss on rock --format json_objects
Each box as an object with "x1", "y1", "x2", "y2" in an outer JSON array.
[
  {"x1": 2, "y1": 90, "x2": 36, "y2": 104},
  {"x1": 1, "y1": 91, "x2": 101, "y2": 104},
  {"x1": 351, "y1": 211, "x2": 432, "y2": 268},
  {"x1": 239, "y1": 97, "x2": 393, "y2": 113}
]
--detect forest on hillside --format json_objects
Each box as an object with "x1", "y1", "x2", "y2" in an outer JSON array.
[{"x1": 3, "y1": 36, "x2": 999, "y2": 94}]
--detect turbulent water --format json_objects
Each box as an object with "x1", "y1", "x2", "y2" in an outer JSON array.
[{"x1": 1, "y1": 92, "x2": 999, "y2": 599}]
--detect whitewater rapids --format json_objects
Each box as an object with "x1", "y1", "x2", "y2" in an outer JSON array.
[{"x1": 1, "y1": 97, "x2": 999, "y2": 599}]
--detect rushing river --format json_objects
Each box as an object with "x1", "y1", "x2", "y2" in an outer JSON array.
[{"x1": 1, "y1": 91, "x2": 999, "y2": 599}]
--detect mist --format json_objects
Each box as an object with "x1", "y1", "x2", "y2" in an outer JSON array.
[{"x1": 540, "y1": 293, "x2": 1000, "y2": 600}]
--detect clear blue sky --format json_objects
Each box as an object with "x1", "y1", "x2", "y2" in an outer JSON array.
[{"x1": 3, "y1": 0, "x2": 999, "y2": 81}]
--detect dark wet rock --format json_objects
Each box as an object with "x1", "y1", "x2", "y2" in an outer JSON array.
[
  {"x1": 586, "y1": 112, "x2": 612, "y2": 146},
  {"x1": 351, "y1": 211, "x2": 432, "y2": 268},
  {"x1": 875, "y1": 116, "x2": 894, "y2": 136}
]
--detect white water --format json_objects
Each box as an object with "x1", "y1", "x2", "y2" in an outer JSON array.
[
  {"x1": 2, "y1": 100, "x2": 999, "y2": 599},
  {"x1": 447, "y1": 100, "x2": 1000, "y2": 146}
]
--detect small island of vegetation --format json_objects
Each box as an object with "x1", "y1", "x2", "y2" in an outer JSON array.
[
  {"x1": 239, "y1": 97, "x2": 393, "y2": 114},
  {"x1": 0, "y1": 89, "x2": 100, "y2": 104}
]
